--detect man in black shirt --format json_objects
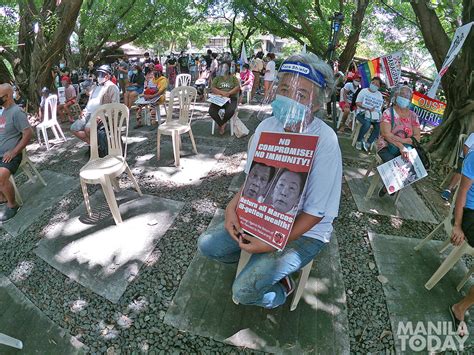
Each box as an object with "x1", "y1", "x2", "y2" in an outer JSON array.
[
  {"x1": 178, "y1": 51, "x2": 189, "y2": 74},
  {"x1": 203, "y1": 49, "x2": 212, "y2": 70}
]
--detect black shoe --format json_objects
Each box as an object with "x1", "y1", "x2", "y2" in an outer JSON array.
[
  {"x1": 0, "y1": 205, "x2": 20, "y2": 222},
  {"x1": 378, "y1": 186, "x2": 387, "y2": 198}
]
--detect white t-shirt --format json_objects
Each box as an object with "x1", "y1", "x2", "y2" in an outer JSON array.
[
  {"x1": 244, "y1": 117, "x2": 342, "y2": 243},
  {"x1": 340, "y1": 82, "x2": 358, "y2": 104},
  {"x1": 264, "y1": 60, "x2": 276, "y2": 81},
  {"x1": 461, "y1": 133, "x2": 474, "y2": 158},
  {"x1": 356, "y1": 88, "x2": 384, "y2": 122}
]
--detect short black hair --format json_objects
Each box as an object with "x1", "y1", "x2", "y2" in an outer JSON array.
[
  {"x1": 371, "y1": 76, "x2": 383, "y2": 86},
  {"x1": 243, "y1": 63, "x2": 250, "y2": 69},
  {"x1": 211, "y1": 53, "x2": 218, "y2": 59},
  {"x1": 207, "y1": 49, "x2": 212, "y2": 55}
]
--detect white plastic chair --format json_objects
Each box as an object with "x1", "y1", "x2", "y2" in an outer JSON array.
[
  {"x1": 176, "y1": 74, "x2": 192, "y2": 87},
  {"x1": 233, "y1": 249, "x2": 313, "y2": 311},
  {"x1": 8, "y1": 149, "x2": 47, "y2": 206},
  {"x1": 0, "y1": 333, "x2": 23, "y2": 349},
  {"x1": 79, "y1": 103, "x2": 142, "y2": 225},
  {"x1": 425, "y1": 241, "x2": 474, "y2": 291},
  {"x1": 157, "y1": 86, "x2": 198, "y2": 167},
  {"x1": 36, "y1": 94, "x2": 66, "y2": 150}
]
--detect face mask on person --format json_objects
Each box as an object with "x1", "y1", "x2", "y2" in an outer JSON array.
[
  {"x1": 353, "y1": 80, "x2": 360, "y2": 87},
  {"x1": 369, "y1": 83, "x2": 379, "y2": 92},
  {"x1": 271, "y1": 94, "x2": 309, "y2": 127},
  {"x1": 60, "y1": 63, "x2": 65, "y2": 69},
  {"x1": 396, "y1": 96, "x2": 411, "y2": 109},
  {"x1": 97, "y1": 74, "x2": 107, "y2": 84},
  {"x1": 133, "y1": 70, "x2": 138, "y2": 75}
]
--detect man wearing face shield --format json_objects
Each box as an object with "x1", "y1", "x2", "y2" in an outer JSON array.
[
  {"x1": 71, "y1": 65, "x2": 120, "y2": 145},
  {"x1": 208, "y1": 60, "x2": 240, "y2": 135},
  {"x1": 198, "y1": 53, "x2": 342, "y2": 309}
]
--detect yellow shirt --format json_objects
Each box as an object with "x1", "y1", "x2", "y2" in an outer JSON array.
[{"x1": 153, "y1": 76, "x2": 168, "y2": 104}]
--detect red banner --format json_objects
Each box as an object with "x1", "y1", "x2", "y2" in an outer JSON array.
[{"x1": 236, "y1": 132, "x2": 318, "y2": 250}]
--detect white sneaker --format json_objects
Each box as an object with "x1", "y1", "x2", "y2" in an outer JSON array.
[
  {"x1": 362, "y1": 141, "x2": 369, "y2": 152},
  {"x1": 355, "y1": 142, "x2": 362, "y2": 150}
]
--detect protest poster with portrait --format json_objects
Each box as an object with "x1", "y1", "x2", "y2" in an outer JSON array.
[
  {"x1": 58, "y1": 87, "x2": 66, "y2": 105},
  {"x1": 236, "y1": 132, "x2": 318, "y2": 251},
  {"x1": 377, "y1": 148, "x2": 428, "y2": 194}
]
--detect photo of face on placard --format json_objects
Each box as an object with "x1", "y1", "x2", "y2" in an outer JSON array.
[
  {"x1": 263, "y1": 168, "x2": 307, "y2": 214},
  {"x1": 242, "y1": 161, "x2": 276, "y2": 202}
]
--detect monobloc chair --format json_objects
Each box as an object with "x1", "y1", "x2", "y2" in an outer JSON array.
[
  {"x1": 0, "y1": 333, "x2": 23, "y2": 349},
  {"x1": 9, "y1": 149, "x2": 47, "y2": 206},
  {"x1": 233, "y1": 249, "x2": 313, "y2": 311},
  {"x1": 176, "y1": 74, "x2": 192, "y2": 87},
  {"x1": 365, "y1": 151, "x2": 402, "y2": 204},
  {"x1": 36, "y1": 94, "x2": 66, "y2": 150},
  {"x1": 157, "y1": 86, "x2": 198, "y2": 167},
  {"x1": 79, "y1": 103, "x2": 142, "y2": 225}
]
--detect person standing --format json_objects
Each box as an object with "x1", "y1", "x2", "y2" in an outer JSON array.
[
  {"x1": 117, "y1": 57, "x2": 129, "y2": 97},
  {"x1": 250, "y1": 51, "x2": 264, "y2": 99},
  {"x1": 0, "y1": 84, "x2": 33, "y2": 221},
  {"x1": 166, "y1": 54, "x2": 177, "y2": 87},
  {"x1": 263, "y1": 52, "x2": 276, "y2": 101},
  {"x1": 178, "y1": 51, "x2": 190, "y2": 74}
]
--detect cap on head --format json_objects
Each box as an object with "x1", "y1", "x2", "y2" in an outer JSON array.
[
  {"x1": 96, "y1": 64, "x2": 112, "y2": 75},
  {"x1": 61, "y1": 76, "x2": 71, "y2": 84}
]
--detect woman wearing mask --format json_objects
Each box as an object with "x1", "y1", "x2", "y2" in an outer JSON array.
[
  {"x1": 124, "y1": 64, "x2": 145, "y2": 109},
  {"x1": 377, "y1": 85, "x2": 420, "y2": 196},
  {"x1": 208, "y1": 60, "x2": 240, "y2": 135},
  {"x1": 354, "y1": 77, "x2": 384, "y2": 151}
]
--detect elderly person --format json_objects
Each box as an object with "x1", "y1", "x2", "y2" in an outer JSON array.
[
  {"x1": 198, "y1": 53, "x2": 342, "y2": 309},
  {"x1": 354, "y1": 77, "x2": 384, "y2": 151},
  {"x1": 0, "y1": 84, "x2": 33, "y2": 221},
  {"x1": 124, "y1": 64, "x2": 145, "y2": 109},
  {"x1": 449, "y1": 150, "x2": 474, "y2": 337},
  {"x1": 71, "y1": 65, "x2": 119, "y2": 145},
  {"x1": 208, "y1": 60, "x2": 240, "y2": 135},
  {"x1": 377, "y1": 85, "x2": 421, "y2": 196}
]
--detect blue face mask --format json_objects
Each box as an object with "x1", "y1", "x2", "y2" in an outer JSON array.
[
  {"x1": 369, "y1": 84, "x2": 379, "y2": 92},
  {"x1": 271, "y1": 94, "x2": 309, "y2": 127},
  {"x1": 60, "y1": 63, "x2": 65, "y2": 69},
  {"x1": 396, "y1": 96, "x2": 410, "y2": 108}
]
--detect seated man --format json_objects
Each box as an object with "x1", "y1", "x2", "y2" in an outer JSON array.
[
  {"x1": 135, "y1": 64, "x2": 168, "y2": 129},
  {"x1": 57, "y1": 76, "x2": 77, "y2": 123},
  {"x1": 0, "y1": 84, "x2": 33, "y2": 221},
  {"x1": 198, "y1": 53, "x2": 342, "y2": 309},
  {"x1": 71, "y1": 65, "x2": 119, "y2": 145}
]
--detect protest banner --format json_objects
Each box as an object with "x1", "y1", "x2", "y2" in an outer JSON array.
[
  {"x1": 377, "y1": 148, "x2": 428, "y2": 194},
  {"x1": 427, "y1": 21, "x2": 473, "y2": 98},
  {"x1": 236, "y1": 132, "x2": 318, "y2": 251},
  {"x1": 207, "y1": 94, "x2": 230, "y2": 107},
  {"x1": 358, "y1": 52, "x2": 402, "y2": 89},
  {"x1": 57, "y1": 87, "x2": 66, "y2": 104},
  {"x1": 410, "y1": 91, "x2": 446, "y2": 127}
]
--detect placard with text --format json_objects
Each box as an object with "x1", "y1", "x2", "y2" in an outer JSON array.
[{"x1": 236, "y1": 132, "x2": 318, "y2": 251}]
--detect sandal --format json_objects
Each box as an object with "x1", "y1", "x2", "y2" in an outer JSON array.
[{"x1": 449, "y1": 305, "x2": 468, "y2": 337}]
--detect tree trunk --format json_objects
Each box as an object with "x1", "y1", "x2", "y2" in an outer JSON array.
[
  {"x1": 412, "y1": 0, "x2": 473, "y2": 164},
  {"x1": 338, "y1": 0, "x2": 370, "y2": 72},
  {"x1": 0, "y1": 60, "x2": 12, "y2": 84}
]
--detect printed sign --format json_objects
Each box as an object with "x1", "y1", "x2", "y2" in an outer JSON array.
[
  {"x1": 410, "y1": 91, "x2": 446, "y2": 127},
  {"x1": 236, "y1": 132, "x2": 318, "y2": 251},
  {"x1": 57, "y1": 87, "x2": 66, "y2": 105},
  {"x1": 207, "y1": 94, "x2": 230, "y2": 107},
  {"x1": 362, "y1": 95, "x2": 384, "y2": 111},
  {"x1": 377, "y1": 148, "x2": 428, "y2": 194}
]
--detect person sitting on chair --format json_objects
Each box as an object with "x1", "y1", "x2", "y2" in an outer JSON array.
[
  {"x1": 208, "y1": 60, "x2": 240, "y2": 135},
  {"x1": 71, "y1": 65, "x2": 119, "y2": 145},
  {"x1": 0, "y1": 84, "x2": 33, "y2": 221},
  {"x1": 239, "y1": 64, "x2": 254, "y2": 104},
  {"x1": 57, "y1": 76, "x2": 77, "y2": 123},
  {"x1": 198, "y1": 52, "x2": 341, "y2": 309},
  {"x1": 124, "y1": 64, "x2": 145, "y2": 109}
]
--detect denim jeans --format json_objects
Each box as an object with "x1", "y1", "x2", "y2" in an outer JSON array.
[
  {"x1": 356, "y1": 114, "x2": 380, "y2": 144},
  {"x1": 197, "y1": 221, "x2": 326, "y2": 309}
]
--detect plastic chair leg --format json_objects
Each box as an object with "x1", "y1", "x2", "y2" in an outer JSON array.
[
  {"x1": 172, "y1": 131, "x2": 180, "y2": 167},
  {"x1": 156, "y1": 131, "x2": 161, "y2": 160},
  {"x1": 100, "y1": 177, "x2": 123, "y2": 225},
  {"x1": 36, "y1": 127, "x2": 42, "y2": 146},
  {"x1": 351, "y1": 124, "x2": 360, "y2": 147},
  {"x1": 414, "y1": 221, "x2": 444, "y2": 251},
  {"x1": 366, "y1": 173, "x2": 381, "y2": 199},
  {"x1": 394, "y1": 190, "x2": 402, "y2": 205},
  {"x1": 9, "y1": 176, "x2": 22, "y2": 206},
  {"x1": 457, "y1": 265, "x2": 474, "y2": 292},
  {"x1": 425, "y1": 242, "x2": 468, "y2": 290},
  {"x1": 230, "y1": 115, "x2": 235, "y2": 136},
  {"x1": 439, "y1": 237, "x2": 452, "y2": 254},
  {"x1": 211, "y1": 120, "x2": 215, "y2": 135},
  {"x1": 80, "y1": 178, "x2": 92, "y2": 218},
  {"x1": 189, "y1": 129, "x2": 198, "y2": 155},
  {"x1": 51, "y1": 125, "x2": 60, "y2": 141},
  {"x1": 336, "y1": 110, "x2": 343, "y2": 129},
  {"x1": 365, "y1": 159, "x2": 377, "y2": 178},
  {"x1": 125, "y1": 164, "x2": 142, "y2": 196},
  {"x1": 291, "y1": 260, "x2": 313, "y2": 311},
  {"x1": 56, "y1": 123, "x2": 66, "y2": 141},
  {"x1": 28, "y1": 162, "x2": 47, "y2": 186},
  {"x1": 0, "y1": 333, "x2": 23, "y2": 349},
  {"x1": 42, "y1": 127, "x2": 50, "y2": 150}
]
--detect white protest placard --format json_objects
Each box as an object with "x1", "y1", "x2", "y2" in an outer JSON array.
[
  {"x1": 427, "y1": 22, "x2": 473, "y2": 98},
  {"x1": 380, "y1": 51, "x2": 402, "y2": 88},
  {"x1": 207, "y1": 94, "x2": 230, "y2": 107},
  {"x1": 362, "y1": 95, "x2": 384, "y2": 111},
  {"x1": 57, "y1": 87, "x2": 66, "y2": 104},
  {"x1": 377, "y1": 148, "x2": 427, "y2": 194}
]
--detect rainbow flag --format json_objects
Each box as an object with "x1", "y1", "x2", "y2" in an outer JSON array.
[
  {"x1": 358, "y1": 58, "x2": 381, "y2": 88},
  {"x1": 411, "y1": 91, "x2": 446, "y2": 127},
  {"x1": 357, "y1": 52, "x2": 402, "y2": 88}
]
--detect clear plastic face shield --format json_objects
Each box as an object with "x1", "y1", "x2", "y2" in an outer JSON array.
[
  {"x1": 97, "y1": 71, "x2": 108, "y2": 85},
  {"x1": 258, "y1": 59, "x2": 332, "y2": 133}
]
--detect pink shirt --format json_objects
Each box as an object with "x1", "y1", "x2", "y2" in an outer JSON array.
[
  {"x1": 240, "y1": 70, "x2": 254, "y2": 86},
  {"x1": 377, "y1": 107, "x2": 420, "y2": 151}
]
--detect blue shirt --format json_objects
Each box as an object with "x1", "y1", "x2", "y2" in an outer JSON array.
[{"x1": 462, "y1": 151, "x2": 474, "y2": 210}]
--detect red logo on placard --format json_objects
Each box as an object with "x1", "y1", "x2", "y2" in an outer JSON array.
[{"x1": 389, "y1": 185, "x2": 395, "y2": 193}]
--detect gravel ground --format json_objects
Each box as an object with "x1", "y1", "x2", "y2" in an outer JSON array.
[{"x1": 0, "y1": 104, "x2": 456, "y2": 354}]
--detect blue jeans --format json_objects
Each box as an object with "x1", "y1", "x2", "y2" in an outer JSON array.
[
  {"x1": 357, "y1": 114, "x2": 380, "y2": 144},
  {"x1": 197, "y1": 222, "x2": 326, "y2": 309}
]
